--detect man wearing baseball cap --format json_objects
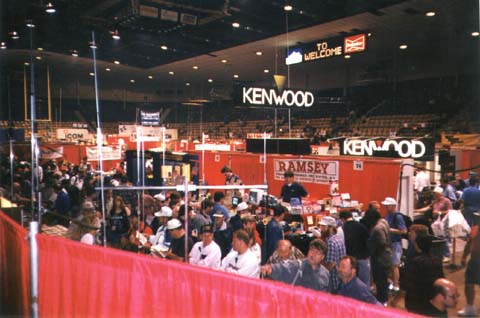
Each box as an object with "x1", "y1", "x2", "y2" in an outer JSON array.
[
  {"x1": 319, "y1": 216, "x2": 346, "y2": 293},
  {"x1": 163, "y1": 218, "x2": 193, "y2": 262},
  {"x1": 149, "y1": 206, "x2": 173, "y2": 249},
  {"x1": 189, "y1": 224, "x2": 222, "y2": 270},
  {"x1": 229, "y1": 201, "x2": 250, "y2": 232},
  {"x1": 382, "y1": 197, "x2": 406, "y2": 292}
]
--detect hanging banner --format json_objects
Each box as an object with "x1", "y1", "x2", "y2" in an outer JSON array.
[
  {"x1": 141, "y1": 111, "x2": 160, "y2": 126},
  {"x1": 339, "y1": 137, "x2": 435, "y2": 161},
  {"x1": 86, "y1": 145, "x2": 122, "y2": 161},
  {"x1": 40, "y1": 146, "x2": 64, "y2": 159},
  {"x1": 56, "y1": 129, "x2": 91, "y2": 141},
  {"x1": 274, "y1": 159, "x2": 339, "y2": 184},
  {"x1": 118, "y1": 125, "x2": 177, "y2": 141}
]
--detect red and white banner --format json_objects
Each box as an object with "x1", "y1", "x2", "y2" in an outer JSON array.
[
  {"x1": 274, "y1": 159, "x2": 339, "y2": 184},
  {"x1": 344, "y1": 34, "x2": 366, "y2": 53},
  {"x1": 40, "y1": 146, "x2": 64, "y2": 159},
  {"x1": 86, "y1": 145, "x2": 122, "y2": 161}
]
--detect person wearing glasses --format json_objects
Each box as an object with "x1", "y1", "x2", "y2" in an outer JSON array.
[
  {"x1": 189, "y1": 224, "x2": 221, "y2": 270},
  {"x1": 420, "y1": 278, "x2": 459, "y2": 317}
]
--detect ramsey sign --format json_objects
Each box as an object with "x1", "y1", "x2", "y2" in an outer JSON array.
[
  {"x1": 241, "y1": 87, "x2": 314, "y2": 107},
  {"x1": 274, "y1": 159, "x2": 339, "y2": 184},
  {"x1": 339, "y1": 138, "x2": 435, "y2": 161}
]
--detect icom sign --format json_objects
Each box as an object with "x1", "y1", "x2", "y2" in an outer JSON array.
[
  {"x1": 241, "y1": 87, "x2": 314, "y2": 107},
  {"x1": 339, "y1": 138, "x2": 434, "y2": 161},
  {"x1": 56, "y1": 129, "x2": 91, "y2": 141}
]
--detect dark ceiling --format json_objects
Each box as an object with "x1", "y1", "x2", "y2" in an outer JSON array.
[{"x1": 2, "y1": 0, "x2": 407, "y2": 69}]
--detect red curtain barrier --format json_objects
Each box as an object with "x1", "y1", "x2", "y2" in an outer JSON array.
[
  {"x1": 0, "y1": 211, "x2": 31, "y2": 317},
  {"x1": 36, "y1": 233, "x2": 420, "y2": 318}
]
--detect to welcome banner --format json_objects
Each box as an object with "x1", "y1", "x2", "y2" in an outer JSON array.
[{"x1": 274, "y1": 159, "x2": 339, "y2": 184}]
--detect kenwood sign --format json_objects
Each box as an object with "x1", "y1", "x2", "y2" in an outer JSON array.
[
  {"x1": 241, "y1": 87, "x2": 314, "y2": 107},
  {"x1": 339, "y1": 138, "x2": 435, "y2": 161}
]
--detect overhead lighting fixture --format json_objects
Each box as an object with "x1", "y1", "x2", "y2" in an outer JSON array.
[
  {"x1": 24, "y1": 62, "x2": 30, "y2": 66},
  {"x1": 148, "y1": 75, "x2": 154, "y2": 79},
  {"x1": 221, "y1": 59, "x2": 227, "y2": 63},
  {"x1": 26, "y1": 21, "x2": 35, "y2": 28},
  {"x1": 46, "y1": 2, "x2": 56, "y2": 13},
  {"x1": 89, "y1": 72, "x2": 94, "y2": 76},
  {"x1": 89, "y1": 42, "x2": 97, "y2": 49},
  {"x1": 399, "y1": 44, "x2": 408, "y2": 50},
  {"x1": 193, "y1": 65, "x2": 199, "y2": 70},
  {"x1": 263, "y1": 69, "x2": 269, "y2": 73},
  {"x1": 185, "y1": 82, "x2": 191, "y2": 86},
  {"x1": 35, "y1": 56, "x2": 42, "y2": 60},
  {"x1": 130, "y1": 79, "x2": 135, "y2": 83},
  {"x1": 233, "y1": 74, "x2": 239, "y2": 78},
  {"x1": 425, "y1": 11, "x2": 435, "y2": 17},
  {"x1": 256, "y1": 51, "x2": 263, "y2": 56},
  {"x1": 284, "y1": 5, "x2": 293, "y2": 11},
  {"x1": 111, "y1": 30, "x2": 120, "y2": 40},
  {"x1": 11, "y1": 31, "x2": 19, "y2": 40},
  {"x1": 105, "y1": 68, "x2": 111, "y2": 72},
  {"x1": 161, "y1": 45, "x2": 168, "y2": 50},
  {"x1": 71, "y1": 50, "x2": 78, "y2": 57},
  {"x1": 0, "y1": 42, "x2": 6, "y2": 49},
  {"x1": 344, "y1": 55, "x2": 351, "y2": 59},
  {"x1": 471, "y1": 31, "x2": 480, "y2": 37},
  {"x1": 208, "y1": 78, "x2": 213, "y2": 83},
  {"x1": 367, "y1": 32, "x2": 372, "y2": 37},
  {"x1": 168, "y1": 71, "x2": 174, "y2": 75},
  {"x1": 37, "y1": 47, "x2": 43, "y2": 51},
  {"x1": 232, "y1": 22, "x2": 240, "y2": 28},
  {"x1": 113, "y1": 60, "x2": 120, "y2": 64}
]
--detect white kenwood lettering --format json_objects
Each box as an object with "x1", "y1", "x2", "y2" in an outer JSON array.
[
  {"x1": 343, "y1": 139, "x2": 426, "y2": 158},
  {"x1": 242, "y1": 87, "x2": 314, "y2": 107}
]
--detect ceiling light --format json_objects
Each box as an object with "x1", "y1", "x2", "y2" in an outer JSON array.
[
  {"x1": 113, "y1": 60, "x2": 120, "y2": 64},
  {"x1": 37, "y1": 47, "x2": 43, "y2": 51},
  {"x1": 344, "y1": 55, "x2": 351, "y2": 59},
  {"x1": 46, "y1": 2, "x2": 56, "y2": 13},
  {"x1": 263, "y1": 69, "x2": 269, "y2": 73},
  {"x1": 35, "y1": 56, "x2": 42, "y2": 60},
  {"x1": 0, "y1": 42, "x2": 6, "y2": 49},
  {"x1": 471, "y1": 31, "x2": 480, "y2": 37},
  {"x1": 367, "y1": 32, "x2": 372, "y2": 37},
  {"x1": 256, "y1": 51, "x2": 263, "y2": 56},
  {"x1": 105, "y1": 68, "x2": 111, "y2": 72},
  {"x1": 284, "y1": 5, "x2": 293, "y2": 11},
  {"x1": 185, "y1": 82, "x2": 191, "y2": 86},
  {"x1": 221, "y1": 59, "x2": 227, "y2": 63},
  {"x1": 89, "y1": 43, "x2": 97, "y2": 49},
  {"x1": 193, "y1": 66, "x2": 199, "y2": 70},
  {"x1": 89, "y1": 72, "x2": 94, "y2": 76},
  {"x1": 130, "y1": 79, "x2": 135, "y2": 83},
  {"x1": 233, "y1": 74, "x2": 239, "y2": 78},
  {"x1": 169, "y1": 71, "x2": 174, "y2": 75},
  {"x1": 399, "y1": 44, "x2": 408, "y2": 50},
  {"x1": 71, "y1": 50, "x2": 78, "y2": 57},
  {"x1": 425, "y1": 11, "x2": 435, "y2": 17},
  {"x1": 161, "y1": 45, "x2": 168, "y2": 50},
  {"x1": 232, "y1": 22, "x2": 240, "y2": 28},
  {"x1": 111, "y1": 30, "x2": 120, "y2": 40},
  {"x1": 26, "y1": 21, "x2": 35, "y2": 28},
  {"x1": 24, "y1": 62, "x2": 30, "y2": 66},
  {"x1": 208, "y1": 78, "x2": 213, "y2": 83},
  {"x1": 148, "y1": 75, "x2": 153, "y2": 79},
  {"x1": 11, "y1": 31, "x2": 19, "y2": 40}
]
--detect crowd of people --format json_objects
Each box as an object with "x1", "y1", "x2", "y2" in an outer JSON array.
[{"x1": 0, "y1": 153, "x2": 479, "y2": 317}]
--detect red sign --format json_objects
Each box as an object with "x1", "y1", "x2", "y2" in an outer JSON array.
[{"x1": 344, "y1": 34, "x2": 366, "y2": 54}]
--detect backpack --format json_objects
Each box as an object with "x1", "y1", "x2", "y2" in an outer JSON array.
[{"x1": 393, "y1": 212, "x2": 412, "y2": 239}]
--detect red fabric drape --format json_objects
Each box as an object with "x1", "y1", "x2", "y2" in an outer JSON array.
[
  {"x1": 0, "y1": 211, "x2": 31, "y2": 317},
  {"x1": 36, "y1": 233, "x2": 420, "y2": 318}
]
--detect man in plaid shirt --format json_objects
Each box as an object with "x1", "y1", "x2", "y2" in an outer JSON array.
[{"x1": 320, "y1": 216, "x2": 346, "y2": 293}]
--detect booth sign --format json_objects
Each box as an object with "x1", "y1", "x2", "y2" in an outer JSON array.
[
  {"x1": 40, "y1": 146, "x2": 64, "y2": 159},
  {"x1": 339, "y1": 138, "x2": 434, "y2": 161},
  {"x1": 274, "y1": 159, "x2": 339, "y2": 184},
  {"x1": 86, "y1": 145, "x2": 122, "y2": 161},
  {"x1": 56, "y1": 129, "x2": 90, "y2": 141}
]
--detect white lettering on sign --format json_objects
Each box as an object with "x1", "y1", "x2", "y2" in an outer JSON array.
[
  {"x1": 303, "y1": 41, "x2": 342, "y2": 61},
  {"x1": 242, "y1": 87, "x2": 314, "y2": 107},
  {"x1": 274, "y1": 159, "x2": 339, "y2": 184},
  {"x1": 342, "y1": 139, "x2": 426, "y2": 158}
]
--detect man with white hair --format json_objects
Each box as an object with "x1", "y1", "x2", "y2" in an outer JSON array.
[{"x1": 382, "y1": 197, "x2": 407, "y2": 292}]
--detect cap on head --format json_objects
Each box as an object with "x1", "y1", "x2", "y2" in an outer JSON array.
[
  {"x1": 433, "y1": 187, "x2": 444, "y2": 195},
  {"x1": 200, "y1": 224, "x2": 214, "y2": 234},
  {"x1": 237, "y1": 202, "x2": 248, "y2": 212},
  {"x1": 154, "y1": 206, "x2": 173, "y2": 218},
  {"x1": 319, "y1": 216, "x2": 337, "y2": 227},
  {"x1": 154, "y1": 193, "x2": 166, "y2": 201},
  {"x1": 221, "y1": 166, "x2": 232, "y2": 173},
  {"x1": 284, "y1": 171, "x2": 294, "y2": 178},
  {"x1": 167, "y1": 218, "x2": 182, "y2": 230},
  {"x1": 381, "y1": 197, "x2": 397, "y2": 206}
]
